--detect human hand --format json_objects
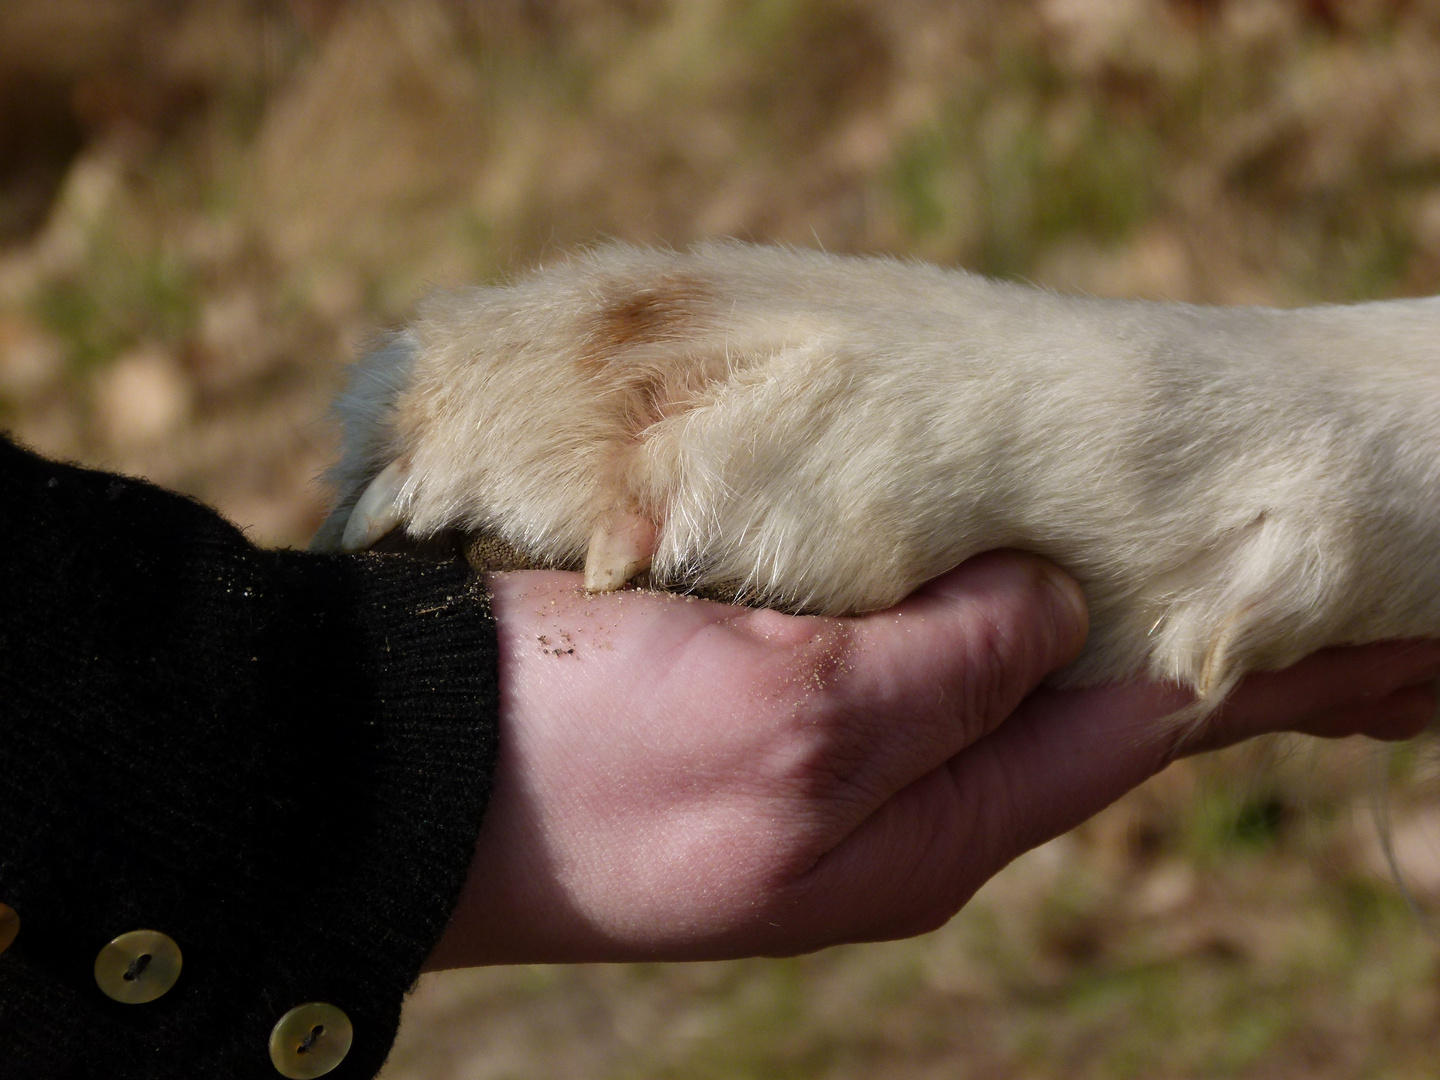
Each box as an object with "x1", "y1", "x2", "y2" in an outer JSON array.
[{"x1": 424, "y1": 552, "x2": 1440, "y2": 969}]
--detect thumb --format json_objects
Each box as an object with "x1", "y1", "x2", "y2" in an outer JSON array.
[
  {"x1": 796, "y1": 551, "x2": 1091, "y2": 848},
  {"x1": 851, "y1": 550, "x2": 1091, "y2": 749},
  {"x1": 767, "y1": 553, "x2": 1092, "y2": 946}
]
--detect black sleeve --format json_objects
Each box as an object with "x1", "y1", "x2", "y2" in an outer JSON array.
[{"x1": 0, "y1": 434, "x2": 500, "y2": 1080}]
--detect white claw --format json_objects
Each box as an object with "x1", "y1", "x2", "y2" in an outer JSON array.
[
  {"x1": 340, "y1": 460, "x2": 410, "y2": 551},
  {"x1": 584, "y1": 506, "x2": 658, "y2": 592}
]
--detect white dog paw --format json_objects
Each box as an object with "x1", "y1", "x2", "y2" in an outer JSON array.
[
  {"x1": 314, "y1": 242, "x2": 1440, "y2": 703},
  {"x1": 312, "y1": 245, "x2": 920, "y2": 612}
]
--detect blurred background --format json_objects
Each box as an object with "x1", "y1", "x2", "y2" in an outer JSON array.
[{"x1": 4, "y1": 0, "x2": 1440, "y2": 1075}]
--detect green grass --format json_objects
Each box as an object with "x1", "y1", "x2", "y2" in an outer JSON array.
[{"x1": 33, "y1": 246, "x2": 197, "y2": 372}]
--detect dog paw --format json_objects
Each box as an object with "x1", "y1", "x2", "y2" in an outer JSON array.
[
  {"x1": 312, "y1": 244, "x2": 951, "y2": 615},
  {"x1": 313, "y1": 242, "x2": 1433, "y2": 703}
]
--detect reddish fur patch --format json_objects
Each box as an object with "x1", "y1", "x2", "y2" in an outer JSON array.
[
  {"x1": 581, "y1": 275, "x2": 712, "y2": 371},
  {"x1": 578, "y1": 274, "x2": 717, "y2": 433}
]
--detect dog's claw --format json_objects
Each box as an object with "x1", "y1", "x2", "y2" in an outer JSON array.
[
  {"x1": 340, "y1": 460, "x2": 409, "y2": 551},
  {"x1": 583, "y1": 506, "x2": 658, "y2": 592}
]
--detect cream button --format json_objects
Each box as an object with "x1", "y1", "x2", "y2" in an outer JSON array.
[
  {"x1": 94, "y1": 929, "x2": 183, "y2": 1003},
  {"x1": 0, "y1": 904, "x2": 17, "y2": 953},
  {"x1": 269, "y1": 1002, "x2": 353, "y2": 1079}
]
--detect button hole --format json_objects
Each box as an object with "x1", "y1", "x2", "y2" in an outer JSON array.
[
  {"x1": 123, "y1": 953, "x2": 153, "y2": 982},
  {"x1": 297, "y1": 1024, "x2": 325, "y2": 1054}
]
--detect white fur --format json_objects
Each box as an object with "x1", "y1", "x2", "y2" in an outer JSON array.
[{"x1": 313, "y1": 242, "x2": 1440, "y2": 705}]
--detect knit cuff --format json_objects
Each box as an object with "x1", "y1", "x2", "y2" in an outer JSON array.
[
  {"x1": 236, "y1": 550, "x2": 500, "y2": 1079},
  {"x1": 0, "y1": 434, "x2": 501, "y2": 1079}
]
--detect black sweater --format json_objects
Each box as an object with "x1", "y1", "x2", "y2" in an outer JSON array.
[{"x1": 0, "y1": 435, "x2": 500, "y2": 1079}]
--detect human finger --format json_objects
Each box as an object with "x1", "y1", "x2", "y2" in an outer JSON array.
[
  {"x1": 894, "y1": 644, "x2": 1440, "y2": 897},
  {"x1": 1189, "y1": 640, "x2": 1440, "y2": 753},
  {"x1": 1227, "y1": 680, "x2": 1435, "y2": 745},
  {"x1": 760, "y1": 550, "x2": 1088, "y2": 831}
]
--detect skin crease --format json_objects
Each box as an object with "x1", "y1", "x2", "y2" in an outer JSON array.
[{"x1": 423, "y1": 551, "x2": 1440, "y2": 971}]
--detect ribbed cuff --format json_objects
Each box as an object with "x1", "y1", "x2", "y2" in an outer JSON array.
[
  {"x1": 229, "y1": 550, "x2": 500, "y2": 1079},
  {"x1": 0, "y1": 435, "x2": 501, "y2": 1079}
]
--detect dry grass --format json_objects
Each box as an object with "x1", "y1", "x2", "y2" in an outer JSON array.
[{"x1": 5, "y1": 1, "x2": 1440, "y2": 1075}]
